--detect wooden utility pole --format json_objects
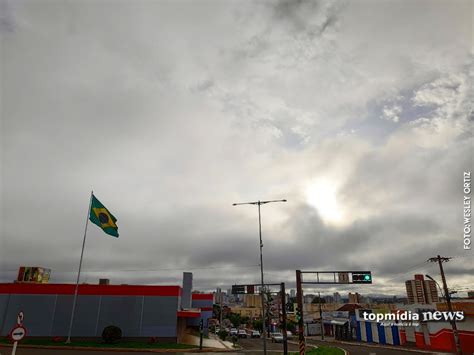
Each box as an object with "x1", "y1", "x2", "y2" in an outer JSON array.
[{"x1": 428, "y1": 255, "x2": 462, "y2": 354}]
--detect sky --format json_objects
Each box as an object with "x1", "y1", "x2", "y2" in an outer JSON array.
[{"x1": 1, "y1": 0, "x2": 473, "y2": 297}]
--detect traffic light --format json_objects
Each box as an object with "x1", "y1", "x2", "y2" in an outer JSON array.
[
  {"x1": 352, "y1": 271, "x2": 372, "y2": 284},
  {"x1": 295, "y1": 308, "x2": 302, "y2": 321}
]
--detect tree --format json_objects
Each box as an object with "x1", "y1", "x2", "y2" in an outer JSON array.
[
  {"x1": 285, "y1": 319, "x2": 297, "y2": 332},
  {"x1": 228, "y1": 313, "x2": 242, "y2": 327},
  {"x1": 253, "y1": 319, "x2": 263, "y2": 331}
]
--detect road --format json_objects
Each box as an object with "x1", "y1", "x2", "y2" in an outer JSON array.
[
  {"x1": 305, "y1": 338, "x2": 447, "y2": 355},
  {"x1": 237, "y1": 337, "x2": 299, "y2": 351},
  {"x1": 0, "y1": 339, "x2": 448, "y2": 355}
]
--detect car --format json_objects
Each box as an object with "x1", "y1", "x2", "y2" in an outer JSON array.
[
  {"x1": 271, "y1": 332, "x2": 284, "y2": 343},
  {"x1": 286, "y1": 331, "x2": 293, "y2": 340},
  {"x1": 238, "y1": 329, "x2": 247, "y2": 338},
  {"x1": 215, "y1": 327, "x2": 221, "y2": 334},
  {"x1": 251, "y1": 330, "x2": 261, "y2": 338},
  {"x1": 230, "y1": 328, "x2": 238, "y2": 336}
]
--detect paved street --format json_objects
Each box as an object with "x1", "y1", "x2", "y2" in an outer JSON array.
[
  {"x1": 305, "y1": 338, "x2": 448, "y2": 355},
  {"x1": 237, "y1": 337, "x2": 300, "y2": 351},
  {"x1": 0, "y1": 339, "x2": 452, "y2": 355}
]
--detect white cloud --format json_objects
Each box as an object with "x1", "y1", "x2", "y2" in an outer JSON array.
[{"x1": 1, "y1": 0, "x2": 472, "y2": 295}]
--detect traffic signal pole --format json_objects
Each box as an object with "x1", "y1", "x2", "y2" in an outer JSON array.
[
  {"x1": 296, "y1": 270, "x2": 305, "y2": 355},
  {"x1": 281, "y1": 282, "x2": 288, "y2": 355},
  {"x1": 295, "y1": 269, "x2": 372, "y2": 354}
]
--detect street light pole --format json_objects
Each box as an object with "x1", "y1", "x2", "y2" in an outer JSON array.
[{"x1": 233, "y1": 199, "x2": 287, "y2": 355}]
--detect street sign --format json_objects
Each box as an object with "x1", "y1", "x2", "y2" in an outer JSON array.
[
  {"x1": 338, "y1": 272, "x2": 349, "y2": 283},
  {"x1": 10, "y1": 326, "x2": 26, "y2": 341},
  {"x1": 231, "y1": 285, "x2": 246, "y2": 294},
  {"x1": 9, "y1": 311, "x2": 27, "y2": 355}
]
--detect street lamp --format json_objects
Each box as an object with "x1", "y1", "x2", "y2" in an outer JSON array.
[{"x1": 233, "y1": 199, "x2": 287, "y2": 355}]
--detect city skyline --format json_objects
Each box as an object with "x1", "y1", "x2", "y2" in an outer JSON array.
[{"x1": 1, "y1": 0, "x2": 472, "y2": 296}]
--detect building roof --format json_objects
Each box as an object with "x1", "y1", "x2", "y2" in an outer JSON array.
[
  {"x1": 0, "y1": 283, "x2": 182, "y2": 296},
  {"x1": 337, "y1": 304, "x2": 364, "y2": 312}
]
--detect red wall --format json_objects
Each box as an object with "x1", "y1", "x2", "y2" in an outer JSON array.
[
  {"x1": 399, "y1": 329, "x2": 406, "y2": 345},
  {"x1": 415, "y1": 332, "x2": 426, "y2": 349},
  {"x1": 0, "y1": 283, "x2": 182, "y2": 296},
  {"x1": 428, "y1": 328, "x2": 474, "y2": 353}
]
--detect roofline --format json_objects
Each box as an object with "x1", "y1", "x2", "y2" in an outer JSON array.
[{"x1": 0, "y1": 283, "x2": 182, "y2": 297}]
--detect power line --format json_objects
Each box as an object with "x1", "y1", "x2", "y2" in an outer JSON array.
[{"x1": 381, "y1": 261, "x2": 434, "y2": 283}]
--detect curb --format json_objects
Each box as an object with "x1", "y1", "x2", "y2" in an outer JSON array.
[
  {"x1": 0, "y1": 343, "x2": 235, "y2": 353},
  {"x1": 305, "y1": 338, "x2": 449, "y2": 354}
]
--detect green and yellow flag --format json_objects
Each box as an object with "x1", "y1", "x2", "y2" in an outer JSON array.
[{"x1": 89, "y1": 194, "x2": 119, "y2": 237}]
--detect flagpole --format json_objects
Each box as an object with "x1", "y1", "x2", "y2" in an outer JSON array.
[{"x1": 66, "y1": 190, "x2": 93, "y2": 344}]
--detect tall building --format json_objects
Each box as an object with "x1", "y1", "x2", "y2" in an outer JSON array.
[
  {"x1": 405, "y1": 274, "x2": 439, "y2": 304},
  {"x1": 333, "y1": 292, "x2": 342, "y2": 303},
  {"x1": 348, "y1": 292, "x2": 362, "y2": 303},
  {"x1": 290, "y1": 289, "x2": 296, "y2": 298}
]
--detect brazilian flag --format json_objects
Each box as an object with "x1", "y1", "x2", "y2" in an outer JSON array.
[{"x1": 89, "y1": 194, "x2": 119, "y2": 237}]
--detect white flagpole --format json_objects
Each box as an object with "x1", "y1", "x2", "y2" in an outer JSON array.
[{"x1": 66, "y1": 190, "x2": 93, "y2": 343}]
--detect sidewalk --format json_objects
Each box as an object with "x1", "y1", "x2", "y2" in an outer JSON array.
[{"x1": 182, "y1": 333, "x2": 235, "y2": 350}]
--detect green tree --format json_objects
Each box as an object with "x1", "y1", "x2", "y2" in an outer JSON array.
[
  {"x1": 218, "y1": 330, "x2": 228, "y2": 341},
  {"x1": 228, "y1": 313, "x2": 242, "y2": 327},
  {"x1": 253, "y1": 319, "x2": 263, "y2": 331}
]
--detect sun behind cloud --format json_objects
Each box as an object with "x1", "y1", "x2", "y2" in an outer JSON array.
[{"x1": 305, "y1": 179, "x2": 345, "y2": 225}]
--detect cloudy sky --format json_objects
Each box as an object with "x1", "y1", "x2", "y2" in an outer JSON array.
[{"x1": 1, "y1": 0, "x2": 472, "y2": 297}]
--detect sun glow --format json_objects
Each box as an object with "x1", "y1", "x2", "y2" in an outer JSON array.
[{"x1": 306, "y1": 180, "x2": 343, "y2": 224}]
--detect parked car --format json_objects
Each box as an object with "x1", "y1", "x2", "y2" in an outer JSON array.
[
  {"x1": 230, "y1": 328, "x2": 238, "y2": 336},
  {"x1": 251, "y1": 330, "x2": 261, "y2": 338},
  {"x1": 286, "y1": 331, "x2": 293, "y2": 340},
  {"x1": 238, "y1": 329, "x2": 247, "y2": 338},
  {"x1": 271, "y1": 332, "x2": 284, "y2": 343}
]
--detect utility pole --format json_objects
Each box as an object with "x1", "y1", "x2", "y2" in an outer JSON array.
[
  {"x1": 318, "y1": 292, "x2": 324, "y2": 340},
  {"x1": 218, "y1": 288, "x2": 223, "y2": 329},
  {"x1": 296, "y1": 270, "x2": 305, "y2": 355},
  {"x1": 281, "y1": 283, "x2": 288, "y2": 355},
  {"x1": 427, "y1": 255, "x2": 462, "y2": 355}
]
